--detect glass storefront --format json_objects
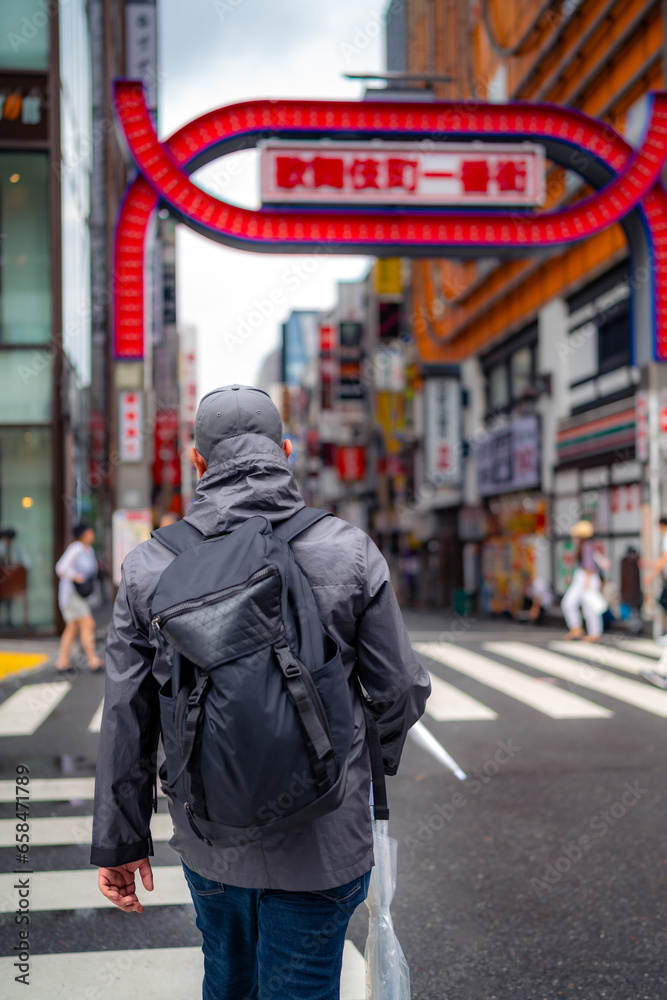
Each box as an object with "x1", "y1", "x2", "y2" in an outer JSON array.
[
  {"x1": 0, "y1": 152, "x2": 51, "y2": 344},
  {"x1": 0, "y1": 150, "x2": 54, "y2": 630},
  {"x1": 0, "y1": 428, "x2": 53, "y2": 631}
]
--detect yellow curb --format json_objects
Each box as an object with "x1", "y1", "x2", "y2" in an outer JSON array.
[{"x1": 0, "y1": 652, "x2": 50, "y2": 680}]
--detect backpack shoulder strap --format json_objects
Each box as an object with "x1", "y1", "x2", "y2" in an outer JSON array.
[
  {"x1": 272, "y1": 506, "x2": 333, "y2": 543},
  {"x1": 151, "y1": 519, "x2": 204, "y2": 556}
]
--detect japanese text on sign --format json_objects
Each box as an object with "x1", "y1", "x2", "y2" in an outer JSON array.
[{"x1": 261, "y1": 141, "x2": 544, "y2": 206}]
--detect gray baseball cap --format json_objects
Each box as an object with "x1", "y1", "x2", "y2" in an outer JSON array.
[{"x1": 194, "y1": 384, "x2": 283, "y2": 459}]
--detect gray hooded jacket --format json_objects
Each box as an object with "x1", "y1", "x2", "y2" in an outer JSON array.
[{"x1": 90, "y1": 434, "x2": 431, "y2": 890}]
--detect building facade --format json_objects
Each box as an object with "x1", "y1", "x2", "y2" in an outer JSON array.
[
  {"x1": 0, "y1": 1, "x2": 92, "y2": 633},
  {"x1": 400, "y1": 0, "x2": 666, "y2": 614}
]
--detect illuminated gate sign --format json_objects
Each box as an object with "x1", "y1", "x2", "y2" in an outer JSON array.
[
  {"x1": 111, "y1": 82, "x2": 667, "y2": 363},
  {"x1": 260, "y1": 141, "x2": 545, "y2": 206}
]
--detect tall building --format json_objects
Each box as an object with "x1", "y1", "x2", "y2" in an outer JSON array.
[
  {"x1": 392, "y1": 0, "x2": 667, "y2": 615},
  {"x1": 0, "y1": 1, "x2": 92, "y2": 633}
]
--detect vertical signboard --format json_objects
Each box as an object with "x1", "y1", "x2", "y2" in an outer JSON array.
[
  {"x1": 635, "y1": 390, "x2": 648, "y2": 462},
  {"x1": 423, "y1": 377, "x2": 461, "y2": 487},
  {"x1": 125, "y1": 2, "x2": 158, "y2": 116},
  {"x1": 119, "y1": 390, "x2": 143, "y2": 462},
  {"x1": 338, "y1": 321, "x2": 363, "y2": 399}
]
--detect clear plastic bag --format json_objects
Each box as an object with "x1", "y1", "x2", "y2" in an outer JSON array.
[{"x1": 364, "y1": 818, "x2": 411, "y2": 1000}]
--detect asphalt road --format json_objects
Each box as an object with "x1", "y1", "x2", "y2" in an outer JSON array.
[{"x1": 1, "y1": 618, "x2": 666, "y2": 999}]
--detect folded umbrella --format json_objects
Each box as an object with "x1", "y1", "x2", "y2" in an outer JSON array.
[{"x1": 365, "y1": 816, "x2": 410, "y2": 1000}]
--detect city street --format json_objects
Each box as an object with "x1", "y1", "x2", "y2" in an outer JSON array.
[{"x1": 1, "y1": 615, "x2": 666, "y2": 999}]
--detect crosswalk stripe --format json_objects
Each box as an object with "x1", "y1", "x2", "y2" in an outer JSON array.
[
  {"x1": 617, "y1": 638, "x2": 664, "y2": 658},
  {"x1": 426, "y1": 671, "x2": 497, "y2": 720},
  {"x1": 0, "y1": 682, "x2": 71, "y2": 736},
  {"x1": 414, "y1": 643, "x2": 612, "y2": 719},
  {"x1": 0, "y1": 777, "x2": 165, "y2": 803},
  {"x1": 0, "y1": 942, "x2": 366, "y2": 1000},
  {"x1": 88, "y1": 697, "x2": 104, "y2": 733},
  {"x1": 0, "y1": 812, "x2": 174, "y2": 848},
  {"x1": 549, "y1": 641, "x2": 662, "y2": 676},
  {"x1": 0, "y1": 865, "x2": 190, "y2": 912},
  {"x1": 486, "y1": 642, "x2": 667, "y2": 717}
]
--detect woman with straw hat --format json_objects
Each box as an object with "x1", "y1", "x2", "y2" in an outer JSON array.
[{"x1": 561, "y1": 520, "x2": 608, "y2": 642}]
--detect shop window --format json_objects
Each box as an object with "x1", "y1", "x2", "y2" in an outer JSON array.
[
  {"x1": 510, "y1": 345, "x2": 534, "y2": 399},
  {"x1": 488, "y1": 363, "x2": 509, "y2": 410},
  {"x1": 598, "y1": 310, "x2": 630, "y2": 374},
  {"x1": 0, "y1": 153, "x2": 51, "y2": 344},
  {"x1": 483, "y1": 322, "x2": 537, "y2": 414},
  {"x1": 0, "y1": 4, "x2": 49, "y2": 70},
  {"x1": 0, "y1": 427, "x2": 54, "y2": 630}
]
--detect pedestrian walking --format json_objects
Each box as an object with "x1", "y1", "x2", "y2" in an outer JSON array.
[
  {"x1": 561, "y1": 520, "x2": 608, "y2": 643},
  {"x1": 640, "y1": 516, "x2": 667, "y2": 688},
  {"x1": 90, "y1": 384, "x2": 430, "y2": 1000},
  {"x1": 55, "y1": 522, "x2": 102, "y2": 674}
]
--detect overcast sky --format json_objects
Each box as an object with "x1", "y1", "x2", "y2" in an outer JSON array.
[{"x1": 159, "y1": 0, "x2": 386, "y2": 394}]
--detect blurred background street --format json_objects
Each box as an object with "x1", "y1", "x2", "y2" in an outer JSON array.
[{"x1": 1, "y1": 0, "x2": 667, "y2": 996}]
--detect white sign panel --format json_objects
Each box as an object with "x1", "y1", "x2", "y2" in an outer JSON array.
[
  {"x1": 423, "y1": 378, "x2": 461, "y2": 487},
  {"x1": 112, "y1": 509, "x2": 152, "y2": 586},
  {"x1": 477, "y1": 414, "x2": 541, "y2": 497},
  {"x1": 119, "y1": 390, "x2": 143, "y2": 462},
  {"x1": 126, "y1": 3, "x2": 158, "y2": 112},
  {"x1": 261, "y1": 141, "x2": 544, "y2": 206}
]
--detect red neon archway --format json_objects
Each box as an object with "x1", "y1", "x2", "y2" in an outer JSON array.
[{"x1": 112, "y1": 81, "x2": 667, "y2": 360}]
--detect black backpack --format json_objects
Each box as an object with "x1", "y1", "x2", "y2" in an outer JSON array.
[{"x1": 150, "y1": 507, "x2": 384, "y2": 849}]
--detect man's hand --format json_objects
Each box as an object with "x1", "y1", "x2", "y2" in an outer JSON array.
[{"x1": 98, "y1": 858, "x2": 153, "y2": 913}]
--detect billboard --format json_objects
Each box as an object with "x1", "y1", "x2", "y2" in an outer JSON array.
[{"x1": 423, "y1": 378, "x2": 461, "y2": 487}]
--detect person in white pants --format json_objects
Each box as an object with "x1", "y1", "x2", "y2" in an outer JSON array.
[
  {"x1": 562, "y1": 520, "x2": 607, "y2": 643},
  {"x1": 641, "y1": 516, "x2": 667, "y2": 688}
]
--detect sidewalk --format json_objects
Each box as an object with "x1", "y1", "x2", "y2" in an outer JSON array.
[{"x1": 0, "y1": 601, "x2": 112, "y2": 684}]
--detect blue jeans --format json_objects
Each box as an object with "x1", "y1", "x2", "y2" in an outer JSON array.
[{"x1": 182, "y1": 861, "x2": 371, "y2": 1000}]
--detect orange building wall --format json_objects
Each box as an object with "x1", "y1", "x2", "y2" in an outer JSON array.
[{"x1": 408, "y1": 0, "x2": 665, "y2": 363}]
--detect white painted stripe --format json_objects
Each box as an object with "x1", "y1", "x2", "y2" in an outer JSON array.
[
  {"x1": 341, "y1": 940, "x2": 366, "y2": 1000},
  {"x1": 0, "y1": 776, "x2": 165, "y2": 803},
  {"x1": 486, "y1": 641, "x2": 667, "y2": 717},
  {"x1": 550, "y1": 641, "x2": 663, "y2": 676},
  {"x1": 0, "y1": 865, "x2": 190, "y2": 912},
  {"x1": 426, "y1": 671, "x2": 497, "y2": 720},
  {"x1": 617, "y1": 638, "x2": 664, "y2": 658},
  {"x1": 87, "y1": 697, "x2": 105, "y2": 733},
  {"x1": 0, "y1": 682, "x2": 71, "y2": 736},
  {"x1": 0, "y1": 943, "x2": 366, "y2": 1000},
  {"x1": 415, "y1": 642, "x2": 612, "y2": 719},
  {"x1": 0, "y1": 812, "x2": 174, "y2": 848}
]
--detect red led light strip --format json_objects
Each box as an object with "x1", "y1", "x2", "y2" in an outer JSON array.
[{"x1": 112, "y1": 82, "x2": 667, "y2": 359}]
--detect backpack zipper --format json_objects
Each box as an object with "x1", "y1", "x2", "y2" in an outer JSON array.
[{"x1": 152, "y1": 565, "x2": 277, "y2": 632}]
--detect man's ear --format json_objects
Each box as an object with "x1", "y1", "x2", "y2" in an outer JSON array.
[
  {"x1": 189, "y1": 446, "x2": 208, "y2": 479},
  {"x1": 282, "y1": 438, "x2": 293, "y2": 459}
]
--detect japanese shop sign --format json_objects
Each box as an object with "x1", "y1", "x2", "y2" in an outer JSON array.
[
  {"x1": 337, "y1": 445, "x2": 367, "y2": 483},
  {"x1": 119, "y1": 390, "x2": 143, "y2": 462},
  {"x1": 423, "y1": 377, "x2": 462, "y2": 487},
  {"x1": 477, "y1": 414, "x2": 540, "y2": 497},
  {"x1": 261, "y1": 141, "x2": 545, "y2": 206},
  {"x1": 126, "y1": 3, "x2": 158, "y2": 113}
]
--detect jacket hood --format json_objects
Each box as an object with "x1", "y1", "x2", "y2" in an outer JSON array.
[{"x1": 184, "y1": 432, "x2": 305, "y2": 536}]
